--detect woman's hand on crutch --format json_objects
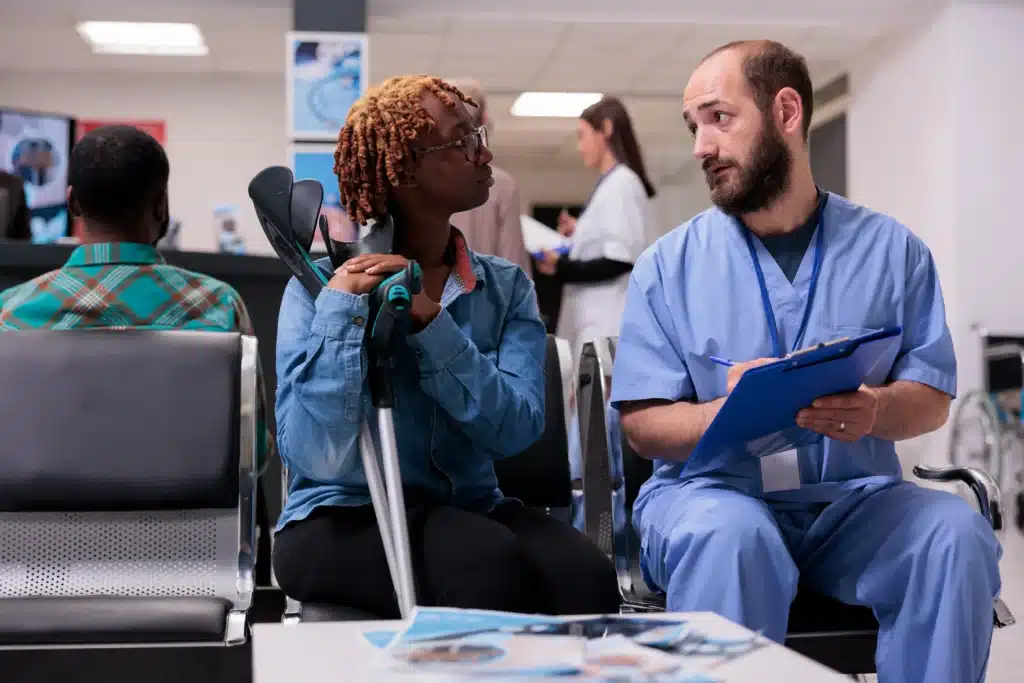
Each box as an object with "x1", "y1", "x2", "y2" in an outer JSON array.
[
  {"x1": 342, "y1": 254, "x2": 440, "y2": 330},
  {"x1": 328, "y1": 253, "x2": 409, "y2": 294}
]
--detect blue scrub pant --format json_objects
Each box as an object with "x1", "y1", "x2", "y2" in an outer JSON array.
[{"x1": 637, "y1": 478, "x2": 1002, "y2": 683}]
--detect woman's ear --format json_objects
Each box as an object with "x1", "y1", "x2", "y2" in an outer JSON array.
[{"x1": 602, "y1": 118, "x2": 614, "y2": 139}]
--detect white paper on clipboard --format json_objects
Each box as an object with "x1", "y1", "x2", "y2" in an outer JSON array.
[{"x1": 521, "y1": 214, "x2": 570, "y2": 254}]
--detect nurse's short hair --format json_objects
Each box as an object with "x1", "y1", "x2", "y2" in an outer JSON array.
[{"x1": 702, "y1": 40, "x2": 814, "y2": 141}]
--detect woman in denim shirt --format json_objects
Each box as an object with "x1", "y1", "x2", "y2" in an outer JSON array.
[{"x1": 272, "y1": 75, "x2": 620, "y2": 617}]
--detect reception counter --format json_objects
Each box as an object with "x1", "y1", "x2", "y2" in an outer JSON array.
[{"x1": 0, "y1": 242, "x2": 293, "y2": 541}]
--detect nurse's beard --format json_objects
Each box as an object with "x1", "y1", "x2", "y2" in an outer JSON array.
[{"x1": 707, "y1": 122, "x2": 791, "y2": 216}]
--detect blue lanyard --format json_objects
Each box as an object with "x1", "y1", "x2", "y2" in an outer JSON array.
[{"x1": 742, "y1": 213, "x2": 825, "y2": 358}]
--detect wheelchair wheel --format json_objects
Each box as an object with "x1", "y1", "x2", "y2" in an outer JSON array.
[{"x1": 949, "y1": 391, "x2": 1004, "y2": 485}]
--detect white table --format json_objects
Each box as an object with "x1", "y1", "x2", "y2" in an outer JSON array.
[{"x1": 252, "y1": 612, "x2": 853, "y2": 682}]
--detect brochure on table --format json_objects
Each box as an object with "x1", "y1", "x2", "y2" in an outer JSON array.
[{"x1": 365, "y1": 607, "x2": 768, "y2": 682}]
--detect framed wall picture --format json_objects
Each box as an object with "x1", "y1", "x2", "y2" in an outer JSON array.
[
  {"x1": 286, "y1": 31, "x2": 368, "y2": 141},
  {"x1": 289, "y1": 143, "x2": 358, "y2": 249}
]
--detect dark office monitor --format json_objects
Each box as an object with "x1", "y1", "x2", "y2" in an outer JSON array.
[{"x1": 0, "y1": 108, "x2": 75, "y2": 244}]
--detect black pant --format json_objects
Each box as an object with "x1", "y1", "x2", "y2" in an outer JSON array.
[{"x1": 273, "y1": 502, "x2": 621, "y2": 618}]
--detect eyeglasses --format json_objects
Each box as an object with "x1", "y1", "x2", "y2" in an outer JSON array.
[{"x1": 418, "y1": 127, "x2": 489, "y2": 163}]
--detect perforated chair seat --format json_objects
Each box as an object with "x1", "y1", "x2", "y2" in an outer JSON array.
[{"x1": 0, "y1": 597, "x2": 232, "y2": 646}]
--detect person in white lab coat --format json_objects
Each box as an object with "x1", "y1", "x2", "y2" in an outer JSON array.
[{"x1": 535, "y1": 96, "x2": 657, "y2": 358}]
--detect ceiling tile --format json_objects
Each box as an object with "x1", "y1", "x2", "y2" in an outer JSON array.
[{"x1": 366, "y1": 33, "x2": 443, "y2": 81}]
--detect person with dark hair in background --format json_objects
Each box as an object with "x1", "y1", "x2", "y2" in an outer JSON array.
[
  {"x1": 0, "y1": 169, "x2": 31, "y2": 241},
  {"x1": 271, "y1": 74, "x2": 619, "y2": 618},
  {"x1": 448, "y1": 78, "x2": 532, "y2": 277},
  {"x1": 0, "y1": 125, "x2": 275, "y2": 475},
  {"x1": 610, "y1": 41, "x2": 1001, "y2": 683},
  {"x1": 534, "y1": 96, "x2": 656, "y2": 359}
]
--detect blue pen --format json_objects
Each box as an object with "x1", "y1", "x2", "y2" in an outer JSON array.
[{"x1": 709, "y1": 355, "x2": 734, "y2": 367}]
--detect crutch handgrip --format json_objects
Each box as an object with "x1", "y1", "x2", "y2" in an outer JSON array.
[{"x1": 366, "y1": 262, "x2": 423, "y2": 409}]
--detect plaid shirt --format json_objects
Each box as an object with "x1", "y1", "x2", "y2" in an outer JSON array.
[{"x1": 0, "y1": 241, "x2": 275, "y2": 470}]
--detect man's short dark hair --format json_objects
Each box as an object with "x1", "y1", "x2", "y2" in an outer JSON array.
[
  {"x1": 703, "y1": 40, "x2": 815, "y2": 140},
  {"x1": 68, "y1": 125, "x2": 170, "y2": 227}
]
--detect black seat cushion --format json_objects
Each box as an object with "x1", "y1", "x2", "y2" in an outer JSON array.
[
  {"x1": 0, "y1": 329, "x2": 242, "y2": 512},
  {"x1": 788, "y1": 589, "x2": 878, "y2": 633},
  {"x1": 785, "y1": 590, "x2": 879, "y2": 674},
  {"x1": 493, "y1": 335, "x2": 571, "y2": 508},
  {"x1": 300, "y1": 602, "x2": 380, "y2": 622},
  {"x1": 0, "y1": 596, "x2": 231, "y2": 646},
  {"x1": 637, "y1": 587, "x2": 877, "y2": 632}
]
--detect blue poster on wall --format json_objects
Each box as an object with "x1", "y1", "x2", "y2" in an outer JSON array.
[
  {"x1": 287, "y1": 31, "x2": 368, "y2": 141},
  {"x1": 289, "y1": 144, "x2": 359, "y2": 249}
]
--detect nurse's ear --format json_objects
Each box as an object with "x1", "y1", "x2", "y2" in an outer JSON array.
[
  {"x1": 774, "y1": 87, "x2": 805, "y2": 140},
  {"x1": 601, "y1": 118, "x2": 614, "y2": 140}
]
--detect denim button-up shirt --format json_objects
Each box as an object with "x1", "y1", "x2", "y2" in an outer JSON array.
[{"x1": 274, "y1": 235, "x2": 547, "y2": 531}]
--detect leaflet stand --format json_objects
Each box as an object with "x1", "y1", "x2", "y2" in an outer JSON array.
[{"x1": 249, "y1": 166, "x2": 420, "y2": 619}]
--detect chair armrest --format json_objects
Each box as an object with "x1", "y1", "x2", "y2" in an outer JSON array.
[
  {"x1": 236, "y1": 335, "x2": 260, "y2": 613},
  {"x1": 579, "y1": 336, "x2": 650, "y2": 604},
  {"x1": 912, "y1": 465, "x2": 1003, "y2": 531}
]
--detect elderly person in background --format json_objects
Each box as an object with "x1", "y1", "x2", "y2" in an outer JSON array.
[{"x1": 448, "y1": 78, "x2": 532, "y2": 277}]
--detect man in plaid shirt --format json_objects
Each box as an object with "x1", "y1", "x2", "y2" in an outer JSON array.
[{"x1": 0, "y1": 125, "x2": 275, "y2": 470}]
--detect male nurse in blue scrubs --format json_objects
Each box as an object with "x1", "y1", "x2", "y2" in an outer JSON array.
[{"x1": 610, "y1": 40, "x2": 1002, "y2": 683}]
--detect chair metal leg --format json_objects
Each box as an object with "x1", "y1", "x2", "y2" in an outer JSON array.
[
  {"x1": 282, "y1": 596, "x2": 303, "y2": 625},
  {"x1": 995, "y1": 597, "x2": 1016, "y2": 628},
  {"x1": 225, "y1": 609, "x2": 248, "y2": 645}
]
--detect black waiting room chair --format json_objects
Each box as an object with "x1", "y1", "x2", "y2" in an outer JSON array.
[
  {"x1": 0, "y1": 329, "x2": 259, "y2": 648},
  {"x1": 575, "y1": 336, "x2": 1016, "y2": 676},
  {"x1": 286, "y1": 333, "x2": 583, "y2": 623}
]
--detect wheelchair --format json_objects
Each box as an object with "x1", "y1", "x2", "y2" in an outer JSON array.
[{"x1": 948, "y1": 328, "x2": 1024, "y2": 531}]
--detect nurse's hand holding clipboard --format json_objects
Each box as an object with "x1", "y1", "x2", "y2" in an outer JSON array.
[{"x1": 796, "y1": 387, "x2": 880, "y2": 444}]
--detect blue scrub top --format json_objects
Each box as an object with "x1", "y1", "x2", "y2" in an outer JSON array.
[{"x1": 609, "y1": 192, "x2": 957, "y2": 507}]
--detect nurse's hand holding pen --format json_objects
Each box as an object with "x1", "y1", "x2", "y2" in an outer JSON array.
[
  {"x1": 724, "y1": 358, "x2": 774, "y2": 393},
  {"x1": 796, "y1": 388, "x2": 880, "y2": 443}
]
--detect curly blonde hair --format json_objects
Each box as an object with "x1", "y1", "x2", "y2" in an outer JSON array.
[{"x1": 334, "y1": 74, "x2": 475, "y2": 225}]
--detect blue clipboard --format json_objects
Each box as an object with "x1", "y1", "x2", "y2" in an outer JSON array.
[{"x1": 690, "y1": 326, "x2": 903, "y2": 464}]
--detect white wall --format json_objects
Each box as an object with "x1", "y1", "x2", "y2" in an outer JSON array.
[
  {"x1": 848, "y1": 1, "x2": 1024, "y2": 468},
  {"x1": 954, "y1": 3, "x2": 1024, "y2": 338},
  {"x1": 499, "y1": 162, "x2": 594, "y2": 214},
  {"x1": 0, "y1": 71, "x2": 285, "y2": 255}
]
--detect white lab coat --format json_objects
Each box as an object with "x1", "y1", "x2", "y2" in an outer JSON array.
[{"x1": 556, "y1": 164, "x2": 652, "y2": 359}]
